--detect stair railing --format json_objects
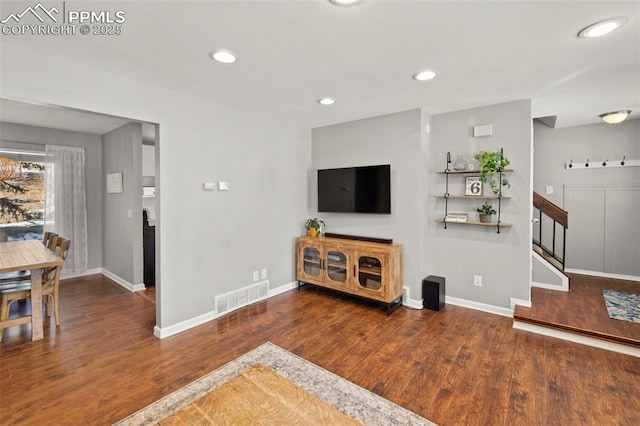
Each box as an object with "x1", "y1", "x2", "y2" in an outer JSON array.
[{"x1": 533, "y1": 192, "x2": 568, "y2": 270}]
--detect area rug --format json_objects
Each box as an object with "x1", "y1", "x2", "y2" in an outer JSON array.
[
  {"x1": 603, "y1": 290, "x2": 640, "y2": 324},
  {"x1": 114, "y1": 342, "x2": 435, "y2": 426}
]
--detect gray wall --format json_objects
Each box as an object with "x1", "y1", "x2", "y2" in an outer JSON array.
[
  {"x1": 311, "y1": 109, "x2": 428, "y2": 300},
  {"x1": 102, "y1": 123, "x2": 143, "y2": 285},
  {"x1": 312, "y1": 101, "x2": 533, "y2": 309},
  {"x1": 533, "y1": 119, "x2": 640, "y2": 276},
  {"x1": 430, "y1": 100, "x2": 533, "y2": 307},
  {"x1": 0, "y1": 122, "x2": 103, "y2": 271},
  {"x1": 1, "y1": 43, "x2": 310, "y2": 329}
]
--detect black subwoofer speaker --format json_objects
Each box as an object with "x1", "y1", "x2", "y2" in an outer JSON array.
[{"x1": 422, "y1": 275, "x2": 445, "y2": 311}]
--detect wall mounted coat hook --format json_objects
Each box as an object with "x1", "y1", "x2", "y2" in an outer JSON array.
[{"x1": 566, "y1": 156, "x2": 638, "y2": 170}]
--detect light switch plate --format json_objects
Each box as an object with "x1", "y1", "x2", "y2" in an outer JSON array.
[
  {"x1": 203, "y1": 182, "x2": 216, "y2": 190},
  {"x1": 218, "y1": 181, "x2": 229, "y2": 191},
  {"x1": 546, "y1": 185, "x2": 553, "y2": 195}
]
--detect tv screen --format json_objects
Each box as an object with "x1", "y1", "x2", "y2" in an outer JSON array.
[{"x1": 318, "y1": 164, "x2": 391, "y2": 214}]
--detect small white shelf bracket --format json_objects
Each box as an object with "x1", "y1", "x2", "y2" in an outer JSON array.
[{"x1": 565, "y1": 157, "x2": 640, "y2": 170}]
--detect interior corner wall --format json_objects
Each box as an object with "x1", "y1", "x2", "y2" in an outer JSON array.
[
  {"x1": 311, "y1": 109, "x2": 425, "y2": 300},
  {"x1": 430, "y1": 100, "x2": 533, "y2": 308},
  {"x1": 102, "y1": 123, "x2": 143, "y2": 286},
  {"x1": 0, "y1": 122, "x2": 103, "y2": 271},
  {"x1": 1, "y1": 43, "x2": 310, "y2": 330}
]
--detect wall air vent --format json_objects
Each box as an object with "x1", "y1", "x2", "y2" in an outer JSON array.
[{"x1": 214, "y1": 281, "x2": 269, "y2": 316}]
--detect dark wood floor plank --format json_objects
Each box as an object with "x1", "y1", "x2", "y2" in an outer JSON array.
[{"x1": 1, "y1": 274, "x2": 639, "y2": 425}]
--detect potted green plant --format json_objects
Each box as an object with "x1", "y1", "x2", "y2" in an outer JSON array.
[
  {"x1": 474, "y1": 150, "x2": 510, "y2": 195},
  {"x1": 304, "y1": 217, "x2": 325, "y2": 237},
  {"x1": 476, "y1": 202, "x2": 496, "y2": 223}
]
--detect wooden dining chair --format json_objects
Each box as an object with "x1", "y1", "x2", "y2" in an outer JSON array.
[
  {"x1": 0, "y1": 232, "x2": 58, "y2": 284},
  {"x1": 0, "y1": 236, "x2": 70, "y2": 329}
]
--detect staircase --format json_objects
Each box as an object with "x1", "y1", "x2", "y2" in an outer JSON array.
[
  {"x1": 514, "y1": 193, "x2": 639, "y2": 356},
  {"x1": 530, "y1": 192, "x2": 569, "y2": 291}
]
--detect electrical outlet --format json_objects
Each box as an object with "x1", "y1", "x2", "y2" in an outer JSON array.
[
  {"x1": 261, "y1": 268, "x2": 267, "y2": 279},
  {"x1": 253, "y1": 270, "x2": 259, "y2": 282},
  {"x1": 474, "y1": 275, "x2": 482, "y2": 287}
]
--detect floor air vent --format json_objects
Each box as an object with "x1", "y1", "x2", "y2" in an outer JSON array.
[{"x1": 214, "y1": 281, "x2": 269, "y2": 316}]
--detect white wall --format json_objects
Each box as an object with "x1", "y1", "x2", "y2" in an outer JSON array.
[
  {"x1": 311, "y1": 109, "x2": 428, "y2": 301},
  {"x1": 534, "y1": 119, "x2": 640, "y2": 277},
  {"x1": 0, "y1": 43, "x2": 310, "y2": 329},
  {"x1": 430, "y1": 100, "x2": 533, "y2": 308}
]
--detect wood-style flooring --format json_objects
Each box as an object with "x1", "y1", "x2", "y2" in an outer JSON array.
[
  {"x1": 1, "y1": 274, "x2": 639, "y2": 425},
  {"x1": 514, "y1": 273, "x2": 640, "y2": 347}
]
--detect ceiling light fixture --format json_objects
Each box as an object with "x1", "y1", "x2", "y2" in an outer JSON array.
[
  {"x1": 578, "y1": 17, "x2": 627, "y2": 38},
  {"x1": 599, "y1": 110, "x2": 631, "y2": 124},
  {"x1": 329, "y1": 0, "x2": 363, "y2": 6},
  {"x1": 412, "y1": 70, "x2": 437, "y2": 81},
  {"x1": 210, "y1": 50, "x2": 237, "y2": 64},
  {"x1": 317, "y1": 98, "x2": 336, "y2": 105}
]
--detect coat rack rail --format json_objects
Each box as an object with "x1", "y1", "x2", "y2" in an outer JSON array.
[{"x1": 565, "y1": 158, "x2": 639, "y2": 170}]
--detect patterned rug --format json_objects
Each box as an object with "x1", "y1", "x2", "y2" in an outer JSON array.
[
  {"x1": 603, "y1": 290, "x2": 640, "y2": 324},
  {"x1": 114, "y1": 342, "x2": 434, "y2": 425}
]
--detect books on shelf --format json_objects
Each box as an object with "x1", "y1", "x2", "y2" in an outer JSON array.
[{"x1": 444, "y1": 213, "x2": 468, "y2": 222}]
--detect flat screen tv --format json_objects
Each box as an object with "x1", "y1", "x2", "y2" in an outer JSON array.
[{"x1": 318, "y1": 164, "x2": 391, "y2": 214}]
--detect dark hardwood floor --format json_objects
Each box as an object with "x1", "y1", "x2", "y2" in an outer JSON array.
[
  {"x1": 1, "y1": 274, "x2": 639, "y2": 425},
  {"x1": 514, "y1": 273, "x2": 640, "y2": 347}
]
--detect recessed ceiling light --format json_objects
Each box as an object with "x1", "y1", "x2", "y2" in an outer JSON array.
[
  {"x1": 578, "y1": 17, "x2": 627, "y2": 38},
  {"x1": 329, "y1": 0, "x2": 363, "y2": 6},
  {"x1": 317, "y1": 98, "x2": 336, "y2": 105},
  {"x1": 412, "y1": 70, "x2": 437, "y2": 81},
  {"x1": 210, "y1": 50, "x2": 237, "y2": 64}
]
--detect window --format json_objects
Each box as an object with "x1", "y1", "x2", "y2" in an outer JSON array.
[{"x1": 0, "y1": 160, "x2": 45, "y2": 241}]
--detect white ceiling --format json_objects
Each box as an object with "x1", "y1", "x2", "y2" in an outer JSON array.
[{"x1": 1, "y1": 0, "x2": 639, "y2": 132}]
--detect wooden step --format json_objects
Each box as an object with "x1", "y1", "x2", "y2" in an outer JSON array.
[{"x1": 513, "y1": 305, "x2": 640, "y2": 349}]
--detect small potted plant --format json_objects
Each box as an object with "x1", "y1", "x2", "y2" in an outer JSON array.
[
  {"x1": 305, "y1": 217, "x2": 325, "y2": 237},
  {"x1": 476, "y1": 202, "x2": 496, "y2": 223},
  {"x1": 474, "y1": 150, "x2": 511, "y2": 195}
]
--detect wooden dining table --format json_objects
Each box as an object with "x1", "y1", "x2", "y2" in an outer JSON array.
[{"x1": 0, "y1": 240, "x2": 63, "y2": 341}]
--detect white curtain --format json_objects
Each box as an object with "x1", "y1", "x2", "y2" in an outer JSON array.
[{"x1": 44, "y1": 145, "x2": 88, "y2": 274}]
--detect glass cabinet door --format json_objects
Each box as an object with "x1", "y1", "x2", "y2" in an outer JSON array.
[
  {"x1": 325, "y1": 250, "x2": 347, "y2": 283},
  {"x1": 357, "y1": 255, "x2": 382, "y2": 290},
  {"x1": 302, "y1": 247, "x2": 321, "y2": 277}
]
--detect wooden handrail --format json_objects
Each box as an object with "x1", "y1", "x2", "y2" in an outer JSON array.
[{"x1": 533, "y1": 192, "x2": 568, "y2": 228}]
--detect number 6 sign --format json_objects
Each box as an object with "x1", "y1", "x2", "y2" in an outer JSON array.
[{"x1": 465, "y1": 176, "x2": 483, "y2": 196}]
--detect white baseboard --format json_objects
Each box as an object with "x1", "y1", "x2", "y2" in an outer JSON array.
[
  {"x1": 532, "y1": 281, "x2": 569, "y2": 291},
  {"x1": 513, "y1": 320, "x2": 640, "y2": 358},
  {"x1": 402, "y1": 285, "x2": 423, "y2": 310},
  {"x1": 269, "y1": 281, "x2": 298, "y2": 297},
  {"x1": 61, "y1": 267, "x2": 102, "y2": 280},
  {"x1": 101, "y1": 268, "x2": 145, "y2": 292},
  {"x1": 154, "y1": 310, "x2": 217, "y2": 339},
  {"x1": 154, "y1": 280, "x2": 297, "y2": 339},
  {"x1": 565, "y1": 268, "x2": 640, "y2": 283},
  {"x1": 445, "y1": 296, "x2": 513, "y2": 318},
  {"x1": 510, "y1": 297, "x2": 531, "y2": 310}
]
